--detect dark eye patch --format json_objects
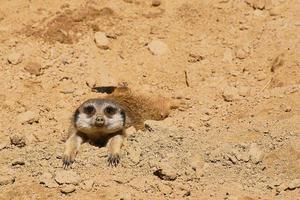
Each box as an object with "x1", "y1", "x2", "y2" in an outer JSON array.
[
  {"x1": 104, "y1": 106, "x2": 116, "y2": 115},
  {"x1": 83, "y1": 105, "x2": 96, "y2": 115}
]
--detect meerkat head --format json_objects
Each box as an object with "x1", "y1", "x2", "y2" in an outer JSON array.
[{"x1": 74, "y1": 99, "x2": 126, "y2": 134}]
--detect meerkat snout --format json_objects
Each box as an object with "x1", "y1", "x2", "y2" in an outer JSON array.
[{"x1": 95, "y1": 115, "x2": 105, "y2": 127}]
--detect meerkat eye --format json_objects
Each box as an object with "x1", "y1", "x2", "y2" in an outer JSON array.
[
  {"x1": 104, "y1": 106, "x2": 116, "y2": 115},
  {"x1": 83, "y1": 105, "x2": 95, "y2": 115}
]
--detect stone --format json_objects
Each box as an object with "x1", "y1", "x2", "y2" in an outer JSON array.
[
  {"x1": 39, "y1": 172, "x2": 59, "y2": 188},
  {"x1": 24, "y1": 62, "x2": 42, "y2": 75},
  {"x1": 238, "y1": 86, "x2": 250, "y2": 97},
  {"x1": 222, "y1": 87, "x2": 239, "y2": 102},
  {"x1": 153, "y1": 162, "x2": 177, "y2": 181},
  {"x1": 249, "y1": 143, "x2": 264, "y2": 164},
  {"x1": 255, "y1": 71, "x2": 267, "y2": 81},
  {"x1": 54, "y1": 170, "x2": 81, "y2": 185},
  {"x1": 7, "y1": 52, "x2": 23, "y2": 65},
  {"x1": 152, "y1": 0, "x2": 161, "y2": 7},
  {"x1": 11, "y1": 159, "x2": 25, "y2": 166},
  {"x1": 61, "y1": 184, "x2": 76, "y2": 194},
  {"x1": 94, "y1": 32, "x2": 110, "y2": 50},
  {"x1": 148, "y1": 40, "x2": 168, "y2": 55},
  {"x1": 81, "y1": 179, "x2": 94, "y2": 191},
  {"x1": 17, "y1": 111, "x2": 38, "y2": 124},
  {"x1": 235, "y1": 48, "x2": 248, "y2": 59},
  {"x1": 288, "y1": 179, "x2": 300, "y2": 190},
  {"x1": 269, "y1": 6, "x2": 282, "y2": 16},
  {"x1": 246, "y1": 0, "x2": 265, "y2": 10},
  {"x1": 85, "y1": 77, "x2": 96, "y2": 88},
  {"x1": 0, "y1": 176, "x2": 15, "y2": 186},
  {"x1": 10, "y1": 134, "x2": 26, "y2": 147}
]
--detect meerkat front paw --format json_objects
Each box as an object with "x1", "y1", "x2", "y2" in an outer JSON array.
[
  {"x1": 108, "y1": 153, "x2": 120, "y2": 167},
  {"x1": 62, "y1": 152, "x2": 76, "y2": 169}
]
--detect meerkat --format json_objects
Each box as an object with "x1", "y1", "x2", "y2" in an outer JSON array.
[
  {"x1": 63, "y1": 99, "x2": 127, "y2": 168},
  {"x1": 63, "y1": 85, "x2": 182, "y2": 168}
]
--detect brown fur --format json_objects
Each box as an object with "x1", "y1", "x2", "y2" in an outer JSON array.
[{"x1": 104, "y1": 86, "x2": 180, "y2": 130}]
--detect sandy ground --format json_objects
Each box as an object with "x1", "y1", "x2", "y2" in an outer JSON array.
[{"x1": 0, "y1": 0, "x2": 300, "y2": 199}]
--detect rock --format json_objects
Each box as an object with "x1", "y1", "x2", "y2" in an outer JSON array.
[
  {"x1": 17, "y1": 111, "x2": 39, "y2": 124},
  {"x1": 81, "y1": 179, "x2": 94, "y2": 191},
  {"x1": 152, "y1": 0, "x2": 161, "y2": 7},
  {"x1": 238, "y1": 86, "x2": 250, "y2": 97},
  {"x1": 7, "y1": 52, "x2": 23, "y2": 65},
  {"x1": 153, "y1": 162, "x2": 177, "y2": 181},
  {"x1": 85, "y1": 77, "x2": 96, "y2": 88},
  {"x1": 24, "y1": 62, "x2": 42, "y2": 75},
  {"x1": 0, "y1": 176, "x2": 15, "y2": 186},
  {"x1": 235, "y1": 48, "x2": 248, "y2": 59},
  {"x1": 54, "y1": 170, "x2": 81, "y2": 185},
  {"x1": 61, "y1": 57, "x2": 71, "y2": 65},
  {"x1": 235, "y1": 152, "x2": 250, "y2": 162},
  {"x1": 10, "y1": 134, "x2": 26, "y2": 147},
  {"x1": 245, "y1": 0, "x2": 265, "y2": 10},
  {"x1": 148, "y1": 40, "x2": 168, "y2": 55},
  {"x1": 94, "y1": 32, "x2": 110, "y2": 50},
  {"x1": 255, "y1": 71, "x2": 267, "y2": 81},
  {"x1": 188, "y1": 53, "x2": 204, "y2": 63},
  {"x1": 269, "y1": 6, "x2": 283, "y2": 16},
  {"x1": 39, "y1": 172, "x2": 59, "y2": 188},
  {"x1": 189, "y1": 153, "x2": 204, "y2": 175},
  {"x1": 222, "y1": 87, "x2": 239, "y2": 102},
  {"x1": 288, "y1": 179, "x2": 300, "y2": 190},
  {"x1": 249, "y1": 143, "x2": 264, "y2": 164},
  {"x1": 61, "y1": 184, "x2": 76, "y2": 194},
  {"x1": 11, "y1": 159, "x2": 25, "y2": 166}
]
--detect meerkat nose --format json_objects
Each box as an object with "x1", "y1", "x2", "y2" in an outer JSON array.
[{"x1": 95, "y1": 116, "x2": 105, "y2": 126}]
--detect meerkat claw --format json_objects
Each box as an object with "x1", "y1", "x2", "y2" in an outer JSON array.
[
  {"x1": 108, "y1": 154, "x2": 120, "y2": 167},
  {"x1": 62, "y1": 155, "x2": 74, "y2": 169}
]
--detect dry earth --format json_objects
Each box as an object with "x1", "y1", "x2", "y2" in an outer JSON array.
[{"x1": 0, "y1": 0, "x2": 300, "y2": 199}]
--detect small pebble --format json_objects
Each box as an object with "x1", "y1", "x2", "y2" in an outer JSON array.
[
  {"x1": 17, "y1": 111, "x2": 38, "y2": 124},
  {"x1": 61, "y1": 184, "x2": 76, "y2": 194},
  {"x1": 94, "y1": 32, "x2": 110, "y2": 50},
  {"x1": 152, "y1": 0, "x2": 161, "y2": 7},
  {"x1": 0, "y1": 176, "x2": 15, "y2": 186},
  {"x1": 249, "y1": 143, "x2": 264, "y2": 164},
  {"x1": 148, "y1": 40, "x2": 168, "y2": 56},
  {"x1": 24, "y1": 62, "x2": 43, "y2": 75},
  {"x1": 153, "y1": 162, "x2": 177, "y2": 181},
  {"x1": 7, "y1": 52, "x2": 23, "y2": 65},
  {"x1": 10, "y1": 134, "x2": 26, "y2": 147},
  {"x1": 39, "y1": 172, "x2": 59, "y2": 188},
  {"x1": 288, "y1": 179, "x2": 300, "y2": 190},
  {"x1": 82, "y1": 179, "x2": 94, "y2": 191},
  {"x1": 12, "y1": 159, "x2": 25, "y2": 166},
  {"x1": 55, "y1": 170, "x2": 81, "y2": 185},
  {"x1": 222, "y1": 87, "x2": 239, "y2": 102},
  {"x1": 235, "y1": 48, "x2": 248, "y2": 59},
  {"x1": 85, "y1": 77, "x2": 96, "y2": 88}
]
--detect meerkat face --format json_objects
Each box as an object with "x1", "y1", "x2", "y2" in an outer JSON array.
[{"x1": 74, "y1": 99, "x2": 126, "y2": 135}]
